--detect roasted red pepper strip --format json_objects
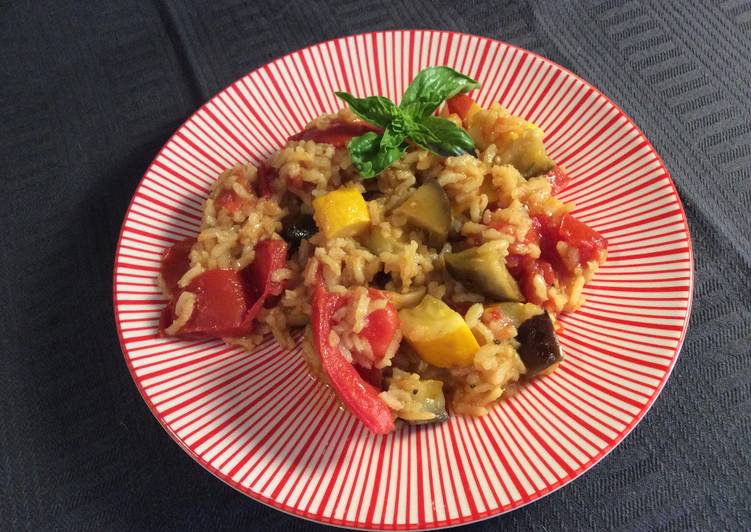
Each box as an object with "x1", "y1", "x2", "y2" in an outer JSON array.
[
  {"x1": 160, "y1": 239, "x2": 288, "y2": 338},
  {"x1": 159, "y1": 238, "x2": 195, "y2": 295},
  {"x1": 160, "y1": 269, "x2": 250, "y2": 338},
  {"x1": 240, "y1": 239, "x2": 288, "y2": 328},
  {"x1": 544, "y1": 165, "x2": 572, "y2": 194},
  {"x1": 288, "y1": 121, "x2": 383, "y2": 147},
  {"x1": 311, "y1": 282, "x2": 395, "y2": 434}
]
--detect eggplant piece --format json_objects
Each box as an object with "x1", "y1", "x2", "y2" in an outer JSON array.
[
  {"x1": 394, "y1": 180, "x2": 451, "y2": 248},
  {"x1": 444, "y1": 242, "x2": 524, "y2": 302},
  {"x1": 281, "y1": 213, "x2": 317, "y2": 250},
  {"x1": 467, "y1": 107, "x2": 554, "y2": 177},
  {"x1": 365, "y1": 224, "x2": 405, "y2": 255},
  {"x1": 362, "y1": 177, "x2": 383, "y2": 201},
  {"x1": 516, "y1": 312, "x2": 562, "y2": 377},
  {"x1": 386, "y1": 369, "x2": 449, "y2": 425}
]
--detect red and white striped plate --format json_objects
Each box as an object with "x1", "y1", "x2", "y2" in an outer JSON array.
[{"x1": 113, "y1": 30, "x2": 693, "y2": 529}]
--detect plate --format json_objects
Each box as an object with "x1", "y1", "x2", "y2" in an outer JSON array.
[{"x1": 113, "y1": 30, "x2": 693, "y2": 529}]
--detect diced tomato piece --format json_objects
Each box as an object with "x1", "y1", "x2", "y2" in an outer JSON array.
[
  {"x1": 558, "y1": 214, "x2": 607, "y2": 263},
  {"x1": 215, "y1": 189, "x2": 244, "y2": 213},
  {"x1": 163, "y1": 269, "x2": 250, "y2": 338},
  {"x1": 159, "y1": 238, "x2": 195, "y2": 294},
  {"x1": 545, "y1": 165, "x2": 572, "y2": 194},
  {"x1": 538, "y1": 260, "x2": 556, "y2": 285},
  {"x1": 288, "y1": 121, "x2": 382, "y2": 147},
  {"x1": 446, "y1": 93, "x2": 477, "y2": 120},
  {"x1": 215, "y1": 175, "x2": 252, "y2": 213},
  {"x1": 357, "y1": 289, "x2": 400, "y2": 362},
  {"x1": 312, "y1": 282, "x2": 394, "y2": 434}
]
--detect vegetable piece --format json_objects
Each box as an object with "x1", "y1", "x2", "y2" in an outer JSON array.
[
  {"x1": 357, "y1": 289, "x2": 400, "y2": 362},
  {"x1": 515, "y1": 312, "x2": 563, "y2": 377},
  {"x1": 242, "y1": 239, "x2": 288, "y2": 300},
  {"x1": 312, "y1": 282, "x2": 395, "y2": 434},
  {"x1": 161, "y1": 269, "x2": 250, "y2": 338},
  {"x1": 444, "y1": 242, "x2": 524, "y2": 302},
  {"x1": 394, "y1": 180, "x2": 451, "y2": 248},
  {"x1": 355, "y1": 365, "x2": 383, "y2": 388},
  {"x1": 312, "y1": 187, "x2": 371, "y2": 239},
  {"x1": 485, "y1": 302, "x2": 543, "y2": 329},
  {"x1": 385, "y1": 369, "x2": 448, "y2": 425},
  {"x1": 280, "y1": 213, "x2": 317, "y2": 250},
  {"x1": 215, "y1": 189, "x2": 243, "y2": 214},
  {"x1": 383, "y1": 287, "x2": 427, "y2": 310},
  {"x1": 287, "y1": 121, "x2": 382, "y2": 147},
  {"x1": 159, "y1": 238, "x2": 195, "y2": 295},
  {"x1": 544, "y1": 165, "x2": 571, "y2": 194},
  {"x1": 399, "y1": 295, "x2": 479, "y2": 368},
  {"x1": 558, "y1": 214, "x2": 608, "y2": 264},
  {"x1": 467, "y1": 107, "x2": 554, "y2": 177},
  {"x1": 365, "y1": 224, "x2": 406, "y2": 255},
  {"x1": 446, "y1": 93, "x2": 481, "y2": 122}
]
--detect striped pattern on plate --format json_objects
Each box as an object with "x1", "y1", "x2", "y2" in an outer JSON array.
[{"x1": 113, "y1": 30, "x2": 693, "y2": 530}]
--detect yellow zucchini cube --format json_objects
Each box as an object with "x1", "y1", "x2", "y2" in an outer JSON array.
[
  {"x1": 398, "y1": 295, "x2": 480, "y2": 368},
  {"x1": 312, "y1": 187, "x2": 371, "y2": 239}
]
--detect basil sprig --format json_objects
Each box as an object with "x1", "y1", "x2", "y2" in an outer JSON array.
[{"x1": 335, "y1": 66, "x2": 480, "y2": 178}]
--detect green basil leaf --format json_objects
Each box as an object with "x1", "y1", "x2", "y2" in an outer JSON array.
[
  {"x1": 400, "y1": 66, "x2": 480, "y2": 119},
  {"x1": 380, "y1": 124, "x2": 407, "y2": 150},
  {"x1": 335, "y1": 92, "x2": 397, "y2": 128},
  {"x1": 348, "y1": 132, "x2": 407, "y2": 178},
  {"x1": 407, "y1": 116, "x2": 476, "y2": 157}
]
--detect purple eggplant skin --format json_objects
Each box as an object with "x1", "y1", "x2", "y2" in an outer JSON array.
[{"x1": 516, "y1": 312, "x2": 563, "y2": 377}]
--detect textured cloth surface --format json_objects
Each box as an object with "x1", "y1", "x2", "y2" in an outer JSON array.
[{"x1": 1, "y1": 1, "x2": 749, "y2": 530}]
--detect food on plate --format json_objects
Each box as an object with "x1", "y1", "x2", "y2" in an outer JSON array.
[{"x1": 157, "y1": 66, "x2": 607, "y2": 433}]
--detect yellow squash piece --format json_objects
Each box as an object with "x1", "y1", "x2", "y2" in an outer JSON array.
[
  {"x1": 399, "y1": 295, "x2": 480, "y2": 368},
  {"x1": 312, "y1": 187, "x2": 371, "y2": 239}
]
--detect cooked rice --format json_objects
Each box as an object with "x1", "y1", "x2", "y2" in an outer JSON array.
[{"x1": 160, "y1": 101, "x2": 606, "y2": 424}]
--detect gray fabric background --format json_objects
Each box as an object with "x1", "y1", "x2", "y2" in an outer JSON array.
[{"x1": 1, "y1": 1, "x2": 749, "y2": 530}]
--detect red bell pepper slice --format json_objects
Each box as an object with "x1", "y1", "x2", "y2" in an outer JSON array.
[
  {"x1": 160, "y1": 269, "x2": 251, "y2": 338},
  {"x1": 446, "y1": 93, "x2": 476, "y2": 120},
  {"x1": 239, "y1": 239, "x2": 288, "y2": 329},
  {"x1": 544, "y1": 165, "x2": 572, "y2": 194},
  {"x1": 160, "y1": 239, "x2": 288, "y2": 338},
  {"x1": 311, "y1": 282, "x2": 394, "y2": 434},
  {"x1": 288, "y1": 121, "x2": 382, "y2": 147},
  {"x1": 159, "y1": 238, "x2": 195, "y2": 294}
]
